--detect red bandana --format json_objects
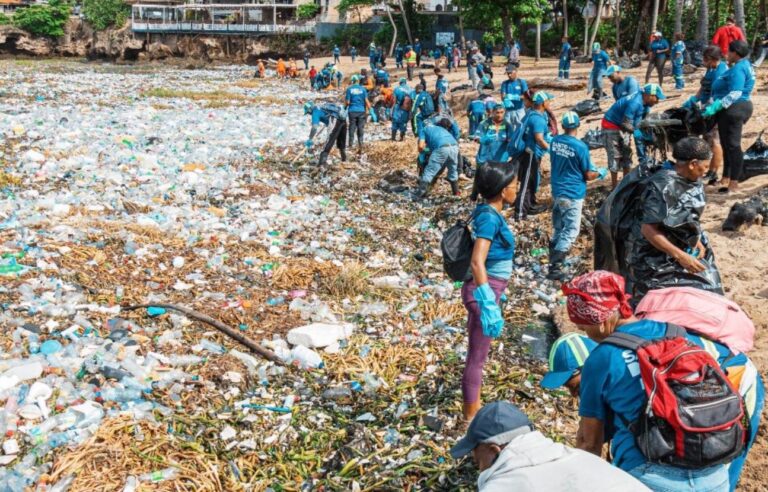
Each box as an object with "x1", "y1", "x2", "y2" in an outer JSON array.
[{"x1": 562, "y1": 271, "x2": 633, "y2": 326}]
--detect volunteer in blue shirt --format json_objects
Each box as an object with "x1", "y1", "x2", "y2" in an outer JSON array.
[
  {"x1": 368, "y1": 43, "x2": 377, "y2": 70},
  {"x1": 672, "y1": 33, "x2": 687, "y2": 89},
  {"x1": 435, "y1": 69, "x2": 449, "y2": 95},
  {"x1": 516, "y1": 91, "x2": 553, "y2": 221},
  {"x1": 559, "y1": 36, "x2": 572, "y2": 79},
  {"x1": 350, "y1": 46, "x2": 357, "y2": 62},
  {"x1": 345, "y1": 75, "x2": 370, "y2": 156},
  {"x1": 395, "y1": 43, "x2": 404, "y2": 69},
  {"x1": 412, "y1": 84, "x2": 435, "y2": 135},
  {"x1": 303, "y1": 49, "x2": 310, "y2": 70},
  {"x1": 606, "y1": 65, "x2": 639, "y2": 100},
  {"x1": 304, "y1": 102, "x2": 347, "y2": 167},
  {"x1": 426, "y1": 113, "x2": 460, "y2": 140},
  {"x1": 414, "y1": 38, "x2": 423, "y2": 67},
  {"x1": 564, "y1": 270, "x2": 732, "y2": 492},
  {"x1": 470, "y1": 104, "x2": 513, "y2": 201},
  {"x1": 601, "y1": 83, "x2": 665, "y2": 188},
  {"x1": 500, "y1": 65, "x2": 528, "y2": 128},
  {"x1": 466, "y1": 96, "x2": 487, "y2": 136},
  {"x1": 444, "y1": 43, "x2": 454, "y2": 72},
  {"x1": 333, "y1": 45, "x2": 341, "y2": 64},
  {"x1": 413, "y1": 118, "x2": 460, "y2": 199},
  {"x1": 461, "y1": 161, "x2": 517, "y2": 420},
  {"x1": 541, "y1": 333, "x2": 597, "y2": 397},
  {"x1": 686, "y1": 45, "x2": 727, "y2": 185},
  {"x1": 392, "y1": 78, "x2": 413, "y2": 141},
  {"x1": 374, "y1": 64, "x2": 390, "y2": 87},
  {"x1": 547, "y1": 112, "x2": 605, "y2": 280},
  {"x1": 645, "y1": 31, "x2": 670, "y2": 85},
  {"x1": 703, "y1": 39, "x2": 755, "y2": 194},
  {"x1": 589, "y1": 43, "x2": 611, "y2": 99}
]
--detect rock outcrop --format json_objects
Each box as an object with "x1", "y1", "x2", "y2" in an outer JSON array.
[{"x1": 0, "y1": 26, "x2": 52, "y2": 56}]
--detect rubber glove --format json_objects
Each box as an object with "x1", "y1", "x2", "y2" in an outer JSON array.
[
  {"x1": 369, "y1": 107, "x2": 378, "y2": 123},
  {"x1": 596, "y1": 167, "x2": 609, "y2": 179},
  {"x1": 304, "y1": 139, "x2": 313, "y2": 149},
  {"x1": 473, "y1": 283, "x2": 504, "y2": 338},
  {"x1": 703, "y1": 100, "x2": 723, "y2": 118},
  {"x1": 682, "y1": 96, "x2": 698, "y2": 109},
  {"x1": 633, "y1": 129, "x2": 645, "y2": 140}
]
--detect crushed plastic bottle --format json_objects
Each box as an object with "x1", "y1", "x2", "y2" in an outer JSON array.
[{"x1": 138, "y1": 467, "x2": 178, "y2": 484}]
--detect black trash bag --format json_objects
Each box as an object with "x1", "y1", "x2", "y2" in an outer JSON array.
[
  {"x1": 582, "y1": 128, "x2": 605, "y2": 149},
  {"x1": 573, "y1": 99, "x2": 601, "y2": 117},
  {"x1": 618, "y1": 54, "x2": 642, "y2": 69},
  {"x1": 594, "y1": 161, "x2": 723, "y2": 302},
  {"x1": 643, "y1": 106, "x2": 714, "y2": 151},
  {"x1": 686, "y1": 40, "x2": 707, "y2": 67},
  {"x1": 743, "y1": 131, "x2": 768, "y2": 182}
]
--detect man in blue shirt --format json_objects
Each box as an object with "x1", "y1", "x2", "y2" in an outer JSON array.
[
  {"x1": 470, "y1": 104, "x2": 513, "y2": 201},
  {"x1": 559, "y1": 36, "x2": 572, "y2": 79},
  {"x1": 516, "y1": 91, "x2": 553, "y2": 221},
  {"x1": 414, "y1": 38, "x2": 423, "y2": 67},
  {"x1": 368, "y1": 43, "x2": 377, "y2": 70},
  {"x1": 467, "y1": 96, "x2": 488, "y2": 137},
  {"x1": 333, "y1": 45, "x2": 341, "y2": 64},
  {"x1": 589, "y1": 43, "x2": 611, "y2": 100},
  {"x1": 395, "y1": 43, "x2": 404, "y2": 69},
  {"x1": 413, "y1": 118, "x2": 460, "y2": 199},
  {"x1": 444, "y1": 43, "x2": 454, "y2": 72},
  {"x1": 601, "y1": 83, "x2": 665, "y2": 188},
  {"x1": 435, "y1": 68, "x2": 449, "y2": 95},
  {"x1": 412, "y1": 84, "x2": 435, "y2": 135},
  {"x1": 304, "y1": 101, "x2": 348, "y2": 167},
  {"x1": 350, "y1": 46, "x2": 357, "y2": 62},
  {"x1": 672, "y1": 33, "x2": 687, "y2": 89},
  {"x1": 645, "y1": 31, "x2": 670, "y2": 85},
  {"x1": 606, "y1": 65, "x2": 639, "y2": 100},
  {"x1": 345, "y1": 75, "x2": 370, "y2": 157},
  {"x1": 500, "y1": 65, "x2": 528, "y2": 129},
  {"x1": 374, "y1": 64, "x2": 390, "y2": 87},
  {"x1": 547, "y1": 112, "x2": 604, "y2": 280},
  {"x1": 303, "y1": 49, "x2": 310, "y2": 70},
  {"x1": 392, "y1": 78, "x2": 414, "y2": 141}
]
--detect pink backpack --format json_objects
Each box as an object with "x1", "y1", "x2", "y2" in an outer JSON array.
[{"x1": 635, "y1": 287, "x2": 755, "y2": 353}]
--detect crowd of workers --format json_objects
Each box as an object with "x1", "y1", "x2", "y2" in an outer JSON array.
[{"x1": 280, "y1": 30, "x2": 763, "y2": 492}]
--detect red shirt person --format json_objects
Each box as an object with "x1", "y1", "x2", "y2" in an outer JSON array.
[{"x1": 712, "y1": 17, "x2": 746, "y2": 56}]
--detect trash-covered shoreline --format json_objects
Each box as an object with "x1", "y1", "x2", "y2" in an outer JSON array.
[{"x1": 0, "y1": 60, "x2": 583, "y2": 491}]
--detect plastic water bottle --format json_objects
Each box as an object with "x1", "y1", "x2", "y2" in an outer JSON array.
[
  {"x1": 100, "y1": 388, "x2": 143, "y2": 402},
  {"x1": 384, "y1": 428, "x2": 400, "y2": 445},
  {"x1": 199, "y1": 339, "x2": 225, "y2": 354},
  {"x1": 289, "y1": 345, "x2": 323, "y2": 369},
  {"x1": 166, "y1": 355, "x2": 204, "y2": 366},
  {"x1": 138, "y1": 467, "x2": 178, "y2": 483},
  {"x1": 27, "y1": 334, "x2": 40, "y2": 354}
]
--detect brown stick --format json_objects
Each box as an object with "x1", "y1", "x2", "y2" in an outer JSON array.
[{"x1": 123, "y1": 303, "x2": 287, "y2": 366}]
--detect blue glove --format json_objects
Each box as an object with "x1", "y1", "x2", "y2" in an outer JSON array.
[
  {"x1": 305, "y1": 139, "x2": 313, "y2": 149},
  {"x1": 596, "y1": 167, "x2": 609, "y2": 179},
  {"x1": 682, "y1": 96, "x2": 698, "y2": 109},
  {"x1": 473, "y1": 283, "x2": 504, "y2": 338},
  {"x1": 703, "y1": 100, "x2": 723, "y2": 118}
]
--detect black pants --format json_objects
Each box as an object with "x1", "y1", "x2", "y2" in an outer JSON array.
[
  {"x1": 323, "y1": 119, "x2": 347, "y2": 156},
  {"x1": 515, "y1": 152, "x2": 540, "y2": 220},
  {"x1": 348, "y1": 111, "x2": 366, "y2": 148},
  {"x1": 717, "y1": 100, "x2": 753, "y2": 182},
  {"x1": 416, "y1": 53, "x2": 421, "y2": 67},
  {"x1": 645, "y1": 57, "x2": 667, "y2": 85}
]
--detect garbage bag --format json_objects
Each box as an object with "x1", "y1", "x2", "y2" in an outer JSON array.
[
  {"x1": 643, "y1": 106, "x2": 714, "y2": 151},
  {"x1": 618, "y1": 55, "x2": 641, "y2": 69},
  {"x1": 573, "y1": 99, "x2": 601, "y2": 117},
  {"x1": 594, "y1": 161, "x2": 723, "y2": 302},
  {"x1": 581, "y1": 128, "x2": 605, "y2": 150},
  {"x1": 686, "y1": 40, "x2": 706, "y2": 67},
  {"x1": 743, "y1": 131, "x2": 768, "y2": 182}
]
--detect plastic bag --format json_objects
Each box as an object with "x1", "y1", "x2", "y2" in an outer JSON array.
[
  {"x1": 573, "y1": 99, "x2": 601, "y2": 117},
  {"x1": 594, "y1": 162, "x2": 723, "y2": 301},
  {"x1": 643, "y1": 106, "x2": 714, "y2": 151},
  {"x1": 581, "y1": 128, "x2": 605, "y2": 150},
  {"x1": 743, "y1": 131, "x2": 768, "y2": 182}
]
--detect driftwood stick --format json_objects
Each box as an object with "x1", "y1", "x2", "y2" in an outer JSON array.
[{"x1": 123, "y1": 303, "x2": 287, "y2": 366}]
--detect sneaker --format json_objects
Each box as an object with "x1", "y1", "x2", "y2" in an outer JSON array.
[{"x1": 528, "y1": 203, "x2": 549, "y2": 215}]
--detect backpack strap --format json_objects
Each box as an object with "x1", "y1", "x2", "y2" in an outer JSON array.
[
  {"x1": 664, "y1": 323, "x2": 688, "y2": 339},
  {"x1": 601, "y1": 332, "x2": 647, "y2": 351}
]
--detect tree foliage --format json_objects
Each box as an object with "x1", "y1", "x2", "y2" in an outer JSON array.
[
  {"x1": 12, "y1": 0, "x2": 71, "y2": 37},
  {"x1": 82, "y1": 0, "x2": 130, "y2": 31},
  {"x1": 297, "y1": 3, "x2": 320, "y2": 20},
  {"x1": 0, "y1": 13, "x2": 10, "y2": 25}
]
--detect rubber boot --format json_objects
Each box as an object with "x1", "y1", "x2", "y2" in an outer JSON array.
[
  {"x1": 399, "y1": 131, "x2": 405, "y2": 141},
  {"x1": 339, "y1": 148, "x2": 347, "y2": 162},
  {"x1": 411, "y1": 180, "x2": 430, "y2": 201},
  {"x1": 391, "y1": 129, "x2": 397, "y2": 141},
  {"x1": 317, "y1": 151, "x2": 329, "y2": 167},
  {"x1": 449, "y1": 180, "x2": 460, "y2": 197},
  {"x1": 547, "y1": 250, "x2": 568, "y2": 281},
  {"x1": 463, "y1": 400, "x2": 482, "y2": 422}
]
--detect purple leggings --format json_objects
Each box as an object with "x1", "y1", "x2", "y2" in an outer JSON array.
[{"x1": 461, "y1": 276, "x2": 508, "y2": 403}]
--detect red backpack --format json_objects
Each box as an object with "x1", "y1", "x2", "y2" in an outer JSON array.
[{"x1": 603, "y1": 324, "x2": 746, "y2": 468}]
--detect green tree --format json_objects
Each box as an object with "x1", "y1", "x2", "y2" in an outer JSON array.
[
  {"x1": 0, "y1": 13, "x2": 10, "y2": 25},
  {"x1": 82, "y1": 0, "x2": 130, "y2": 31},
  {"x1": 297, "y1": 3, "x2": 320, "y2": 20},
  {"x1": 13, "y1": 0, "x2": 71, "y2": 37},
  {"x1": 337, "y1": 0, "x2": 373, "y2": 24}
]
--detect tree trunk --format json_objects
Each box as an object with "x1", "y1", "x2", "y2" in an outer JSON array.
[
  {"x1": 714, "y1": 0, "x2": 721, "y2": 31},
  {"x1": 536, "y1": 21, "x2": 542, "y2": 60},
  {"x1": 584, "y1": 14, "x2": 590, "y2": 53},
  {"x1": 734, "y1": 0, "x2": 746, "y2": 34},
  {"x1": 633, "y1": 0, "x2": 650, "y2": 52},
  {"x1": 615, "y1": 0, "x2": 621, "y2": 54},
  {"x1": 397, "y1": 0, "x2": 413, "y2": 46},
  {"x1": 385, "y1": 4, "x2": 397, "y2": 57},
  {"x1": 501, "y1": 6, "x2": 514, "y2": 43},
  {"x1": 674, "y1": 0, "x2": 683, "y2": 34},
  {"x1": 517, "y1": 20, "x2": 529, "y2": 53},
  {"x1": 650, "y1": 0, "x2": 660, "y2": 33},
  {"x1": 588, "y1": 0, "x2": 605, "y2": 54},
  {"x1": 696, "y1": 0, "x2": 709, "y2": 41},
  {"x1": 563, "y1": 0, "x2": 569, "y2": 36},
  {"x1": 457, "y1": 3, "x2": 467, "y2": 50}
]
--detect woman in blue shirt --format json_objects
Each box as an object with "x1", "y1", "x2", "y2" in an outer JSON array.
[
  {"x1": 691, "y1": 45, "x2": 727, "y2": 185},
  {"x1": 645, "y1": 32, "x2": 670, "y2": 85},
  {"x1": 703, "y1": 40, "x2": 755, "y2": 194},
  {"x1": 671, "y1": 33, "x2": 687, "y2": 89},
  {"x1": 589, "y1": 43, "x2": 611, "y2": 99},
  {"x1": 461, "y1": 162, "x2": 517, "y2": 421}
]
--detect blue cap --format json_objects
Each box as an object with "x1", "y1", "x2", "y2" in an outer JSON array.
[
  {"x1": 605, "y1": 65, "x2": 621, "y2": 76},
  {"x1": 350, "y1": 74, "x2": 360, "y2": 83},
  {"x1": 561, "y1": 111, "x2": 581, "y2": 129},
  {"x1": 643, "y1": 83, "x2": 666, "y2": 99},
  {"x1": 540, "y1": 333, "x2": 597, "y2": 389},
  {"x1": 532, "y1": 91, "x2": 554, "y2": 105},
  {"x1": 592, "y1": 42, "x2": 601, "y2": 51},
  {"x1": 399, "y1": 77, "x2": 407, "y2": 84},
  {"x1": 450, "y1": 402, "x2": 533, "y2": 458},
  {"x1": 303, "y1": 102, "x2": 314, "y2": 114}
]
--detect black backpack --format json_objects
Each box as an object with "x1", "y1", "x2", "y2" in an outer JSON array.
[{"x1": 441, "y1": 218, "x2": 475, "y2": 282}]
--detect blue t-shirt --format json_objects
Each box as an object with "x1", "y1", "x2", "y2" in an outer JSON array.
[
  {"x1": 419, "y1": 125, "x2": 457, "y2": 150},
  {"x1": 394, "y1": 85, "x2": 413, "y2": 105},
  {"x1": 426, "y1": 115, "x2": 460, "y2": 140},
  {"x1": 560, "y1": 42, "x2": 572, "y2": 60},
  {"x1": 500, "y1": 78, "x2": 528, "y2": 111},
  {"x1": 579, "y1": 319, "x2": 732, "y2": 473},
  {"x1": 523, "y1": 110, "x2": 549, "y2": 159},
  {"x1": 672, "y1": 40, "x2": 686, "y2": 59},
  {"x1": 436, "y1": 77, "x2": 448, "y2": 94},
  {"x1": 375, "y1": 69, "x2": 390, "y2": 83},
  {"x1": 414, "y1": 42, "x2": 422, "y2": 53},
  {"x1": 310, "y1": 104, "x2": 344, "y2": 126},
  {"x1": 701, "y1": 61, "x2": 727, "y2": 102},
  {"x1": 712, "y1": 58, "x2": 755, "y2": 104},
  {"x1": 476, "y1": 119, "x2": 513, "y2": 164},
  {"x1": 351, "y1": 47, "x2": 357, "y2": 56},
  {"x1": 549, "y1": 135, "x2": 594, "y2": 199},
  {"x1": 468, "y1": 99, "x2": 486, "y2": 117},
  {"x1": 369, "y1": 46, "x2": 376, "y2": 58},
  {"x1": 592, "y1": 50, "x2": 611, "y2": 72},
  {"x1": 345, "y1": 85, "x2": 368, "y2": 113},
  {"x1": 414, "y1": 91, "x2": 435, "y2": 117},
  {"x1": 612, "y1": 75, "x2": 640, "y2": 101},
  {"x1": 395, "y1": 46, "x2": 403, "y2": 59},
  {"x1": 471, "y1": 204, "x2": 515, "y2": 279},
  {"x1": 604, "y1": 92, "x2": 646, "y2": 130},
  {"x1": 333, "y1": 47, "x2": 340, "y2": 56},
  {"x1": 649, "y1": 38, "x2": 670, "y2": 59}
]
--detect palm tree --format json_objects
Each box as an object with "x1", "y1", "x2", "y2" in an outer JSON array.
[
  {"x1": 674, "y1": 0, "x2": 683, "y2": 35},
  {"x1": 650, "y1": 0, "x2": 659, "y2": 33},
  {"x1": 695, "y1": 0, "x2": 708, "y2": 42},
  {"x1": 397, "y1": 0, "x2": 413, "y2": 46},
  {"x1": 588, "y1": 0, "x2": 605, "y2": 54},
  {"x1": 734, "y1": 0, "x2": 746, "y2": 34}
]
